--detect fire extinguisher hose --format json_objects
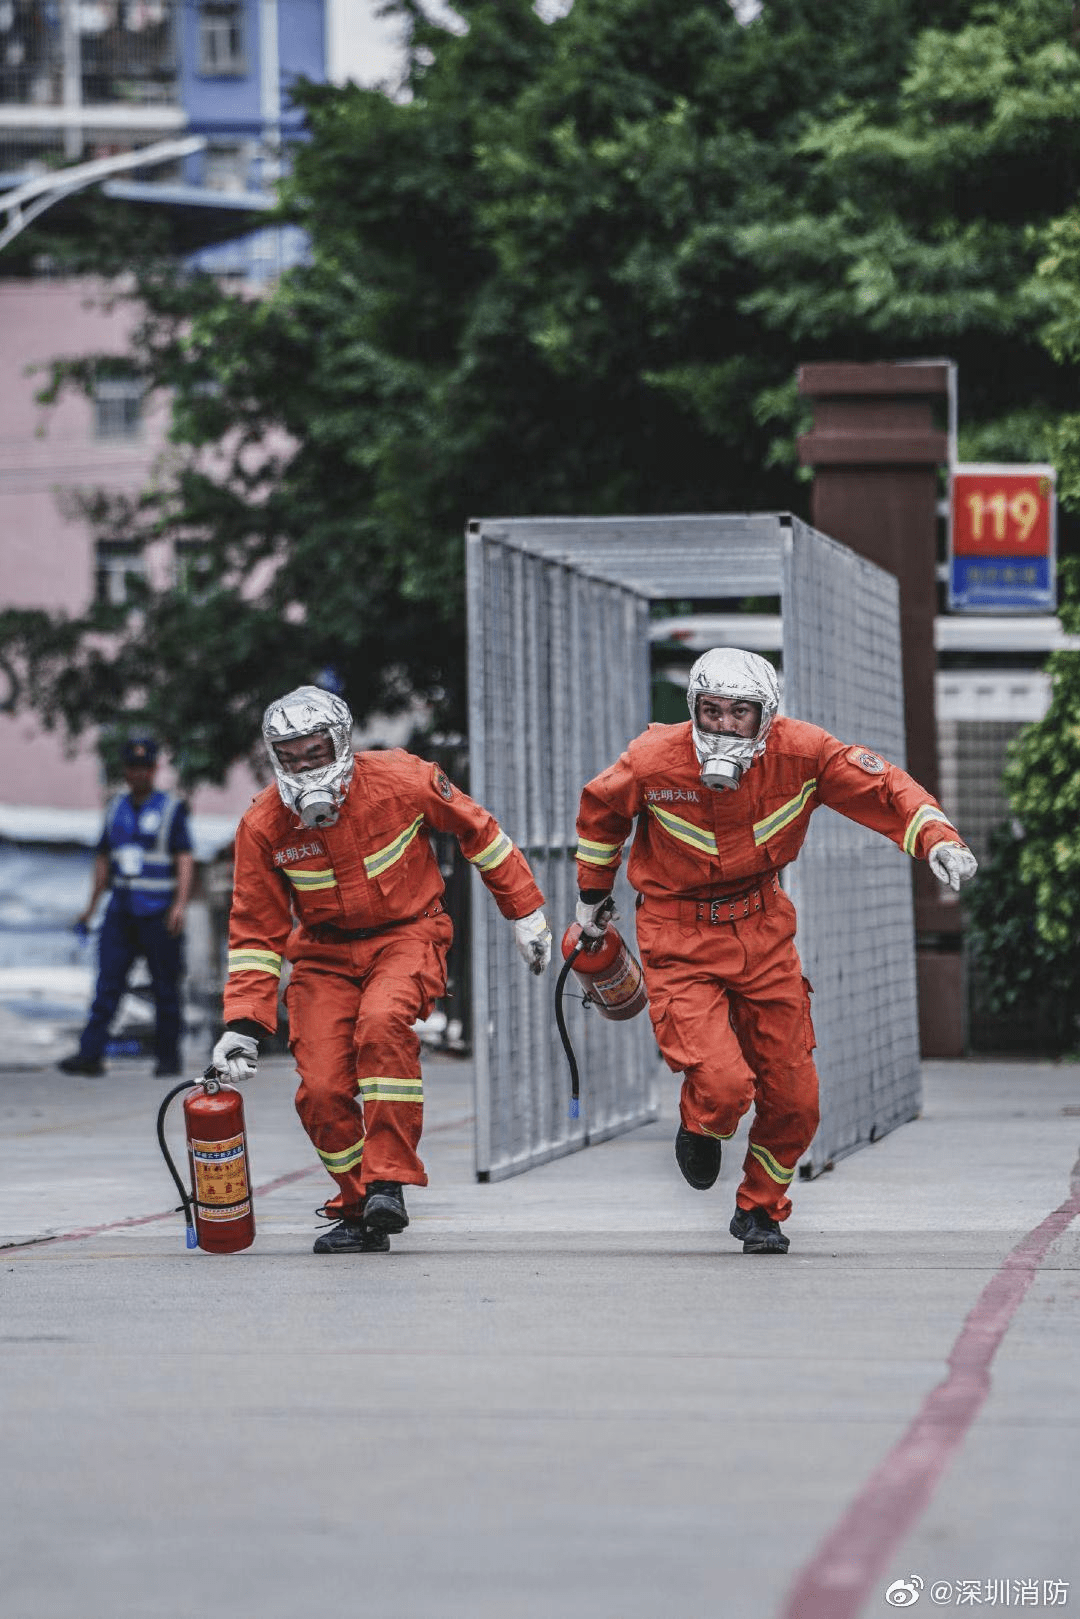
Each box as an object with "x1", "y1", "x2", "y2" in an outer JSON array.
[
  {"x1": 155, "y1": 1066, "x2": 218, "y2": 1249},
  {"x1": 555, "y1": 897, "x2": 615, "y2": 1120},
  {"x1": 555, "y1": 937, "x2": 586, "y2": 1120}
]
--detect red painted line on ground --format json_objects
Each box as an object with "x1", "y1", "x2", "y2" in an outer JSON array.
[
  {"x1": 2, "y1": 1112, "x2": 476, "y2": 1251},
  {"x1": 1, "y1": 1164, "x2": 324, "y2": 1250},
  {"x1": 780, "y1": 1168, "x2": 1080, "y2": 1619}
]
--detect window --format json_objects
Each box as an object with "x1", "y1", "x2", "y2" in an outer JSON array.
[
  {"x1": 198, "y1": 1, "x2": 244, "y2": 75},
  {"x1": 204, "y1": 139, "x2": 251, "y2": 195},
  {"x1": 94, "y1": 542, "x2": 145, "y2": 607},
  {"x1": 93, "y1": 377, "x2": 143, "y2": 440},
  {"x1": 173, "y1": 538, "x2": 214, "y2": 598}
]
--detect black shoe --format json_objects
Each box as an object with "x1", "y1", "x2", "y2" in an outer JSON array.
[
  {"x1": 313, "y1": 1220, "x2": 390, "y2": 1255},
  {"x1": 58, "y1": 1053, "x2": 105, "y2": 1077},
  {"x1": 675, "y1": 1125, "x2": 722, "y2": 1190},
  {"x1": 363, "y1": 1181, "x2": 409, "y2": 1234},
  {"x1": 730, "y1": 1206, "x2": 790, "y2": 1255}
]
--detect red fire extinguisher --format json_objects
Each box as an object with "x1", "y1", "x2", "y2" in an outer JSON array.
[
  {"x1": 560, "y1": 919, "x2": 649, "y2": 1022},
  {"x1": 555, "y1": 898, "x2": 648, "y2": 1119},
  {"x1": 156, "y1": 1068, "x2": 255, "y2": 1253}
]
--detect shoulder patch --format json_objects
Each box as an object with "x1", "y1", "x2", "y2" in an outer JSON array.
[
  {"x1": 850, "y1": 747, "x2": 886, "y2": 775},
  {"x1": 432, "y1": 764, "x2": 454, "y2": 801}
]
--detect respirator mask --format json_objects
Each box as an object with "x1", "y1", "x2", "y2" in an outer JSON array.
[
  {"x1": 262, "y1": 685, "x2": 354, "y2": 828},
  {"x1": 687, "y1": 648, "x2": 780, "y2": 792}
]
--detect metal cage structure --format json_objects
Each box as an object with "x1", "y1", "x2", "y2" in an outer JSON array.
[{"x1": 466, "y1": 513, "x2": 921, "y2": 1181}]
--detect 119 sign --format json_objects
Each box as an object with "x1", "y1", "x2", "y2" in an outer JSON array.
[{"x1": 949, "y1": 464, "x2": 1056, "y2": 613}]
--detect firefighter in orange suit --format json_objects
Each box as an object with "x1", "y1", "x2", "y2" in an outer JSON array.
[
  {"x1": 574, "y1": 648, "x2": 978, "y2": 1255},
  {"x1": 211, "y1": 686, "x2": 550, "y2": 1255}
]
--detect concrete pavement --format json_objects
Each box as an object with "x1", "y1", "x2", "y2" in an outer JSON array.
[{"x1": 2, "y1": 1052, "x2": 1079, "y2": 1619}]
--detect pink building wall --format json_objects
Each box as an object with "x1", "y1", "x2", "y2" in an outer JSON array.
[{"x1": 0, "y1": 278, "x2": 261, "y2": 823}]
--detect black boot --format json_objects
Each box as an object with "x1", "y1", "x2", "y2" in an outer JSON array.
[
  {"x1": 363, "y1": 1181, "x2": 409, "y2": 1233},
  {"x1": 58, "y1": 1053, "x2": 105, "y2": 1077},
  {"x1": 313, "y1": 1220, "x2": 390, "y2": 1255},
  {"x1": 730, "y1": 1205, "x2": 790, "y2": 1255},
  {"x1": 675, "y1": 1125, "x2": 722, "y2": 1190}
]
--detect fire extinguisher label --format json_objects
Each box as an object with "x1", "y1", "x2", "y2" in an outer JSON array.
[
  {"x1": 191, "y1": 1133, "x2": 251, "y2": 1221},
  {"x1": 594, "y1": 957, "x2": 636, "y2": 999}
]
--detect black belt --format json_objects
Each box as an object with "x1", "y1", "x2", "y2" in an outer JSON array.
[
  {"x1": 640, "y1": 873, "x2": 780, "y2": 924},
  {"x1": 310, "y1": 903, "x2": 444, "y2": 943}
]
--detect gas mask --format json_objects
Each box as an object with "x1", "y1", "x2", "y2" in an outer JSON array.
[
  {"x1": 687, "y1": 648, "x2": 780, "y2": 792},
  {"x1": 262, "y1": 686, "x2": 354, "y2": 828}
]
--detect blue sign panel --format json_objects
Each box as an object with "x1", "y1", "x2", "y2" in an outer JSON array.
[{"x1": 949, "y1": 555, "x2": 1054, "y2": 612}]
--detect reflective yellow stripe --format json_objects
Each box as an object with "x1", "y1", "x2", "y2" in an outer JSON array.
[
  {"x1": 358, "y1": 1076, "x2": 424, "y2": 1103},
  {"x1": 469, "y1": 830, "x2": 513, "y2": 872},
  {"x1": 284, "y1": 866, "x2": 338, "y2": 891},
  {"x1": 227, "y1": 948, "x2": 282, "y2": 978},
  {"x1": 317, "y1": 1137, "x2": 365, "y2": 1173},
  {"x1": 701, "y1": 1126, "x2": 737, "y2": 1141},
  {"x1": 753, "y1": 779, "x2": 817, "y2": 847},
  {"x1": 903, "y1": 804, "x2": 954, "y2": 857},
  {"x1": 648, "y1": 804, "x2": 719, "y2": 856},
  {"x1": 576, "y1": 837, "x2": 621, "y2": 867},
  {"x1": 750, "y1": 1143, "x2": 796, "y2": 1185},
  {"x1": 364, "y1": 816, "x2": 424, "y2": 879}
]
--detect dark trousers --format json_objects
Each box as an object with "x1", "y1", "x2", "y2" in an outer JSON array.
[{"x1": 79, "y1": 900, "x2": 184, "y2": 1066}]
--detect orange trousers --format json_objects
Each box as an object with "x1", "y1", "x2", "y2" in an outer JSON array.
[
  {"x1": 285, "y1": 912, "x2": 453, "y2": 1214},
  {"x1": 636, "y1": 886, "x2": 819, "y2": 1222}
]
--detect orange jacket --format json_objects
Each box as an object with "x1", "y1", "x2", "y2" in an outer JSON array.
[
  {"x1": 225, "y1": 750, "x2": 544, "y2": 1031},
  {"x1": 576, "y1": 718, "x2": 967, "y2": 900}
]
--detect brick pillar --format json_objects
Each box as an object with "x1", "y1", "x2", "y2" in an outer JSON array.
[{"x1": 797, "y1": 360, "x2": 965, "y2": 1057}]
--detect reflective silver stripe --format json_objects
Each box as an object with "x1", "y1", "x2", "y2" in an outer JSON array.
[
  {"x1": 752, "y1": 779, "x2": 817, "y2": 847},
  {"x1": 227, "y1": 948, "x2": 282, "y2": 978},
  {"x1": 317, "y1": 1137, "x2": 365, "y2": 1173},
  {"x1": 364, "y1": 817, "x2": 424, "y2": 879},
  {"x1": 749, "y1": 1143, "x2": 796, "y2": 1185},
  {"x1": 576, "y1": 837, "x2": 621, "y2": 866},
  {"x1": 358, "y1": 1075, "x2": 424, "y2": 1103},
  {"x1": 469, "y1": 830, "x2": 513, "y2": 872},
  {"x1": 284, "y1": 867, "x2": 338, "y2": 891},
  {"x1": 903, "y1": 804, "x2": 954, "y2": 857},
  {"x1": 648, "y1": 804, "x2": 718, "y2": 856}
]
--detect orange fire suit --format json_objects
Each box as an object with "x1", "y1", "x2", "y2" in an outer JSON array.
[
  {"x1": 225, "y1": 751, "x2": 544, "y2": 1210},
  {"x1": 576, "y1": 718, "x2": 969, "y2": 1222}
]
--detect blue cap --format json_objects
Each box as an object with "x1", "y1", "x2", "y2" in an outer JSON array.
[{"x1": 122, "y1": 737, "x2": 158, "y2": 766}]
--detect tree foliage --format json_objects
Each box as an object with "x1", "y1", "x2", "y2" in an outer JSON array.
[
  {"x1": 965, "y1": 191, "x2": 1080, "y2": 1049},
  {"x1": 3, "y1": 0, "x2": 1080, "y2": 784}
]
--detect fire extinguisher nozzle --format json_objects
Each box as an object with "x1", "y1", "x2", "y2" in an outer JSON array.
[
  {"x1": 185, "y1": 1224, "x2": 198, "y2": 1249},
  {"x1": 568, "y1": 1097, "x2": 580, "y2": 1120}
]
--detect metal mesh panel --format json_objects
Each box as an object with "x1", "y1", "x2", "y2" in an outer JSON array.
[
  {"x1": 781, "y1": 519, "x2": 921, "y2": 1172},
  {"x1": 467, "y1": 514, "x2": 920, "y2": 1180},
  {"x1": 467, "y1": 530, "x2": 661, "y2": 1179}
]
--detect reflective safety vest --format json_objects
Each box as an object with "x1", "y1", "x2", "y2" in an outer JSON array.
[{"x1": 104, "y1": 791, "x2": 186, "y2": 918}]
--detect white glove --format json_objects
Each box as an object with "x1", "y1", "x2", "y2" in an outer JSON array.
[
  {"x1": 513, "y1": 909, "x2": 552, "y2": 975},
  {"x1": 211, "y1": 1031, "x2": 259, "y2": 1083},
  {"x1": 928, "y1": 842, "x2": 979, "y2": 892},
  {"x1": 575, "y1": 895, "x2": 614, "y2": 940}
]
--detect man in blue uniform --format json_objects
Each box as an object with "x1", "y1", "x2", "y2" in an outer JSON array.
[{"x1": 59, "y1": 738, "x2": 194, "y2": 1078}]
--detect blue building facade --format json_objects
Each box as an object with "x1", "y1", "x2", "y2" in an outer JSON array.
[
  {"x1": 61, "y1": 1, "x2": 332, "y2": 280},
  {"x1": 177, "y1": 0, "x2": 328, "y2": 279},
  {"x1": 179, "y1": 0, "x2": 326, "y2": 193}
]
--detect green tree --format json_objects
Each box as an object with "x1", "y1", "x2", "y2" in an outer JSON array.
[
  {"x1": 965, "y1": 198, "x2": 1080, "y2": 1051},
  {"x1": 2, "y1": 0, "x2": 1078, "y2": 783},
  {"x1": 735, "y1": 0, "x2": 1080, "y2": 465},
  {"x1": 964, "y1": 568, "x2": 1080, "y2": 1054}
]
